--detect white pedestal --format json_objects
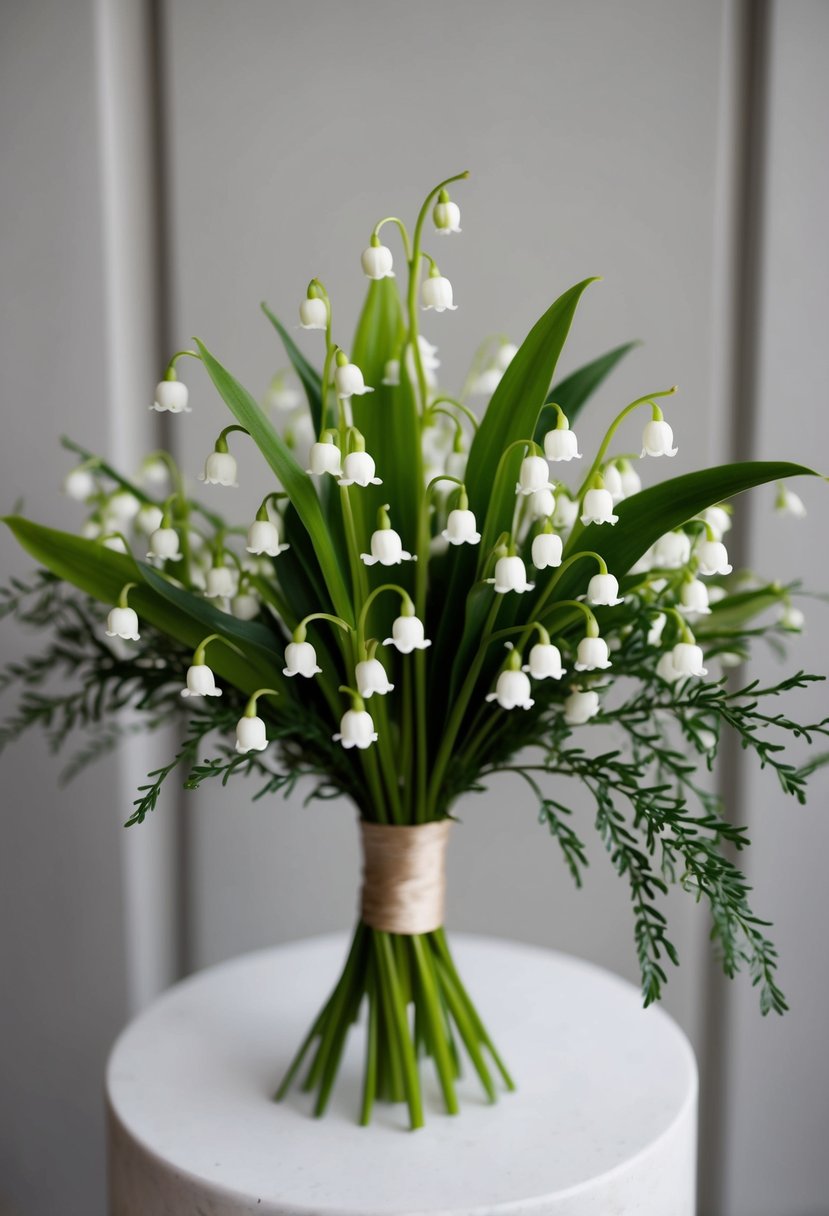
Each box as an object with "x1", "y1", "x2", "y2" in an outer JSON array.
[{"x1": 106, "y1": 934, "x2": 697, "y2": 1215}]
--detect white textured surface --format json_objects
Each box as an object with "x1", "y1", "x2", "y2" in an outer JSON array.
[{"x1": 107, "y1": 934, "x2": 697, "y2": 1215}]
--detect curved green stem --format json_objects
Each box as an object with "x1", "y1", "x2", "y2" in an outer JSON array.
[{"x1": 372, "y1": 216, "x2": 412, "y2": 261}]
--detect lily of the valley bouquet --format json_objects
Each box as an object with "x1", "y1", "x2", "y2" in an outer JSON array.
[{"x1": 3, "y1": 172, "x2": 826, "y2": 1130}]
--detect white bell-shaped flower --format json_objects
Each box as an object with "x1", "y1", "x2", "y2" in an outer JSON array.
[
  {"x1": 135, "y1": 504, "x2": 164, "y2": 534},
  {"x1": 696, "y1": 539, "x2": 732, "y2": 575},
  {"x1": 63, "y1": 466, "x2": 96, "y2": 501},
  {"x1": 653, "y1": 530, "x2": 691, "y2": 569},
  {"x1": 231, "y1": 593, "x2": 260, "y2": 620},
  {"x1": 333, "y1": 708, "x2": 378, "y2": 750},
  {"x1": 147, "y1": 526, "x2": 180, "y2": 562},
  {"x1": 524, "y1": 643, "x2": 565, "y2": 680},
  {"x1": 602, "y1": 464, "x2": 624, "y2": 502},
  {"x1": 361, "y1": 242, "x2": 394, "y2": 279},
  {"x1": 105, "y1": 607, "x2": 139, "y2": 641},
  {"x1": 641, "y1": 418, "x2": 677, "y2": 457},
  {"x1": 283, "y1": 641, "x2": 322, "y2": 678},
  {"x1": 307, "y1": 440, "x2": 343, "y2": 477},
  {"x1": 485, "y1": 668, "x2": 535, "y2": 710},
  {"x1": 107, "y1": 491, "x2": 141, "y2": 523},
  {"x1": 656, "y1": 652, "x2": 681, "y2": 683},
  {"x1": 200, "y1": 451, "x2": 238, "y2": 487},
  {"x1": 236, "y1": 715, "x2": 268, "y2": 754},
  {"x1": 299, "y1": 296, "x2": 327, "y2": 329},
  {"x1": 338, "y1": 451, "x2": 382, "y2": 487},
  {"x1": 102, "y1": 536, "x2": 128, "y2": 553},
  {"x1": 516, "y1": 454, "x2": 554, "y2": 497},
  {"x1": 382, "y1": 359, "x2": 400, "y2": 386},
  {"x1": 361, "y1": 528, "x2": 414, "y2": 566},
  {"x1": 528, "y1": 488, "x2": 556, "y2": 519},
  {"x1": 433, "y1": 199, "x2": 462, "y2": 234},
  {"x1": 334, "y1": 360, "x2": 373, "y2": 400},
  {"x1": 180, "y1": 664, "x2": 222, "y2": 698},
  {"x1": 491, "y1": 555, "x2": 535, "y2": 594},
  {"x1": 779, "y1": 603, "x2": 805, "y2": 630},
  {"x1": 619, "y1": 461, "x2": 642, "y2": 498},
  {"x1": 265, "y1": 381, "x2": 302, "y2": 412},
  {"x1": 494, "y1": 341, "x2": 518, "y2": 371},
  {"x1": 671, "y1": 641, "x2": 707, "y2": 677},
  {"x1": 775, "y1": 486, "x2": 806, "y2": 518},
  {"x1": 586, "y1": 573, "x2": 623, "y2": 606},
  {"x1": 442, "y1": 508, "x2": 480, "y2": 545},
  {"x1": 707, "y1": 585, "x2": 727, "y2": 604},
  {"x1": 469, "y1": 367, "x2": 502, "y2": 397},
  {"x1": 544, "y1": 426, "x2": 582, "y2": 462},
  {"x1": 204, "y1": 565, "x2": 236, "y2": 599},
  {"x1": 355, "y1": 658, "x2": 395, "y2": 699},
  {"x1": 679, "y1": 578, "x2": 711, "y2": 615},
  {"x1": 421, "y1": 274, "x2": 457, "y2": 312},
  {"x1": 246, "y1": 519, "x2": 289, "y2": 557},
  {"x1": 152, "y1": 380, "x2": 190, "y2": 413},
  {"x1": 647, "y1": 613, "x2": 667, "y2": 646},
  {"x1": 581, "y1": 487, "x2": 618, "y2": 526},
  {"x1": 699, "y1": 505, "x2": 732, "y2": 538},
  {"x1": 552, "y1": 494, "x2": 579, "y2": 530},
  {"x1": 531, "y1": 530, "x2": 563, "y2": 569},
  {"x1": 384, "y1": 614, "x2": 431, "y2": 653},
  {"x1": 81, "y1": 520, "x2": 101, "y2": 540},
  {"x1": 563, "y1": 688, "x2": 600, "y2": 725},
  {"x1": 574, "y1": 636, "x2": 612, "y2": 671}
]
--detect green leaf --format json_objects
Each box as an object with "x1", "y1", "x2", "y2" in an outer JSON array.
[
  {"x1": 3, "y1": 516, "x2": 286, "y2": 696},
  {"x1": 194, "y1": 338, "x2": 354, "y2": 625},
  {"x1": 534, "y1": 340, "x2": 639, "y2": 442},
  {"x1": 260, "y1": 303, "x2": 323, "y2": 433}
]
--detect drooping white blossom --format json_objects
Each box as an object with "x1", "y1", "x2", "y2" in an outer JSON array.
[
  {"x1": 204, "y1": 565, "x2": 236, "y2": 599},
  {"x1": 563, "y1": 688, "x2": 600, "y2": 725},
  {"x1": 531, "y1": 530, "x2": 563, "y2": 569},
  {"x1": 147, "y1": 526, "x2": 180, "y2": 562},
  {"x1": 653, "y1": 530, "x2": 691, "y2": 569},
  {"x1": 355, "y1": 658, "x2": 395, "y2": 699},
  {"x1": 696, "y1": 539, "x2": 732, "y2": 576},
  {"x1": 641, "y1": 418, "x2": 677, "y2": 457},
  {"x1": 361, "y1": 242, "x2": 395, "y2": 280},
  {"x1": 442, "y1": 508, "x2": 481, "y2": 545},
  {"x1": 528, "y1": 488, "x2": 556, "y2": 519},
  {"x1": 656, "y1": 652, "x2": 682, "y2": 683},
  {"x1": 334, "y1": 359, "x2": 374, "y2": 400},
  {"x1": 283, "y1": 641, "x2": 322, "y2": 678},
  {"x1": 338, "y1": 451, "x2": 382, "y2": 487},
  {"x1": 236, "y1": 715, "x2": 268, "y2": 754},
  {"x1": 421, "y1": 274, "x2": 457, "y2": 312},
  {"x1": 544, "y1": 425, "x2": 582, "y2": 462},
  {"x1": 333, "y1": 708, "x2": 378, "y2": 749},
  {"x1": 679, "y1": 578, "x2": 711, "y2": 615},
  {"x1": 200, "y1": 451, "x2": 238, "y2": 487},
  {"x1": 135, "y1": 504, "x2": 164, "y2": 534},
  {"x1": 299, "y1": 297, "x2": 327, "y2": 330},
  {"x1": 63, "y1": 467, "x2": 96, "y2": 501},
  {"x1": 107, "y1": 491, "x2": 141, "y2": 523},
  {"x1": 574, "y1": 635, "x2": 612, "y2": 671},
  {"x1": 524, "y1": 643, "x2": 565, "y2": 680},
  {"x1": 307, "y1": 440, "x2": 343, "y2": 477},
  {"x1": 106, "y1": 606, "x2": 140, "y2": 641},
  {"x1": 671, "y1": 641, "x2": 708, "y2": 677},
  {"x1": 618, "y1": 460, "x2": 642, "y2": 498},
  {"x1": 779, "y1": 603, "x2": 805, "y2": 630},
  {"x1": 603, "y1": 463, "x2": 624, "y2": 502},
  {"x1": 485, "y1": 669, "x2": 535, "y2": 710},
  {"x1": 384, "y1": 614, "x2": 431, "y2": 653},
  {"x1": 152, "y1": 380, "x2": 190, "y2": 413},
  {"x1": 490, "y1": 554, "x2": 535, "y2": 594},
  {"x1": 586, "y1": 573, "x2": 623, "y2": 606},
  {"x1": 231, "y1": 592, "x2": 260, "y2": 620},
  {"x1": 516, "y1": 454, "x2": 554, "y2": 497},
  {"x1": 699, "y1": 505, "x2": 732, "y2": 539},
  {"x1": 246, "y1": 519, "x2": 290, "y2": 557},
  {"x1": 775, "y1": 486, "x2": 807, "y2": 518},
  {"x1": 552, "y1": 494, "x2": 579, "y2": 530},
  {"x1": 433, "y1": 198, "x2": 462, "y2": 234},
  {"x1": 181, "y1": 664, "x2": 222, "y2": 698},
  {"x1": 580, "y1": 487, "x2": 618, "y2": 526},
  {"x1": 361, "y1": 527, "x2": 415, "y2": 566}
]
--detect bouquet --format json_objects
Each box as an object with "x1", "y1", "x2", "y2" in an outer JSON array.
[{"x1": 3, "y1": 171, "x2": 826, "y2": 1131}]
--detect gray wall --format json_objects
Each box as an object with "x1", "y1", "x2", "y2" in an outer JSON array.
[{"x1": 0, "y1": 2, "x2": 826, "y2": 1214}]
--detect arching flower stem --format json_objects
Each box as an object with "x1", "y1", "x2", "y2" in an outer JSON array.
[
  {"x1": 293, "y1": 612, "x2": 353, "y2": 644},
  {"x1": 425, "y1": 396, "x2": 479, "y2": 432},
  {"x1": 371, "y1": 217, "x2": 412, "y2": 262},
  {"x1": 531, "y1": 550, "x2": 608, "y2": 619}
]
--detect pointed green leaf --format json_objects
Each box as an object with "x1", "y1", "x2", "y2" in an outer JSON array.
[
  {"x1": 534, "y1": 340, "x2": 639, "y2": 442},
  {"x1": 194, "y1": 339, "x2": 354, "y2": 625},
  {"x1": 260, "y1": 303, "x2": 323, "y2": 433}
]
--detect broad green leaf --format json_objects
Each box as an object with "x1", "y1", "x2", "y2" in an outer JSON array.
[
  {"x1": 4, "y1": 516, "x2": 286, "y2": 697},
  {"x1": 260, "y1": 303, "x2": 324, "y2": 433},
  {"x1": 534, "y1": 340, "x2": 639, "y2": 442},
  {"x1": 195, "y1": 339, "x2": 354, "y2": 625},
  {"x1": 696, "y1": 584, "x2": 787, "y2": 633}
]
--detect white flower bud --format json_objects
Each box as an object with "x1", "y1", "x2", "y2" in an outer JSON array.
[
  {"x1": 469, "y1": 367, "x2": 502, "y2": 397},
  {"x1": 107, "y1": 491, "x2": 141, "y2": 523},
  {"x1": 531, "y1": 531, "x2": 563, "y2": 570},
  {"x1": 105, "y1": 606, "x2": 140, "y2": 641},
  {"x1": 147, "y1": 526, "x2": 180, "y2": 561},
  {"x1": 653, "y1": 530, "x2": 691, "y2": 569},
  {"x1": 299, "y1": 297, "x2": 328, "y2": 329},
  {"x1": 491, "y1": 555, "x2": 535, "y2": 594},
  {"x1": 246, "y1": 519, "x2": 289, "y2": 557},
  {"x1": 679, "y1": 578, "x2": 711, "y2": 615},
  {"x1": 361, "y1": 243, "x2": 394, "y2": 279},
  {"x1": 574, "y1": 636, "x2": 612, "y2": 671},
  {"x1": 204, "y1": 566, "x2": 236, "y2": 599},
  {"x1": 421, "y1": 275, "x2": 457, "y2": 312},
  {"x1": 135, "y1": 504, "x2": 164, "y2": 534},
  {"x1": 334, "y1": 361, "x2": 374, "y2": 400},
  {"x1": 361, "y1": 528, "x2": 414, "y2": 567},
  {"x1": 516, "y1": 454, "x2": 553, "y2": 497},
  {"x1": 641, "y1": 418, "x2": 677, "y2": 457},
  {"x1": 586, "y1": 573, "x2": 623, "y2": 606},
  {"x1": 355, "y1": 658, "x2": 395, "y2": 699},
  {"x1": 152, "y1": 380, "x2": 190, "y2": 413},
  {"x1": 523, "y1": 643, "x2": 565, "y2": 680},
  {"x1": 580, "y1": 488, "x2": 618, "y2": 526},
  {"x1": 338, "y1": 452, "x2": 382, "y2": 487},
  {"x1": 283, "y1": 641, "x2": 322, "y2": 678},
  {"x1": 775, "y1": 487, "x2": 806, "y2": 518},
  {"x1": 442, "y1": 508, "x2": 481, "y2": 545},
  {"x1": 563, "y1": 689, "x2": 600, "y2": 725},
  {"x1": 699, "y1": 505, "x2": 732, "y2": 538},
  {"x1": 231, "y1": 593, "x2": 260, "y2": 620},
  {"x1": 433, "y1": 199, "x2": 462, "y2": 233},
  {"x1": 696, "y1": 539, "x2": 732, "y2": 576},
  {"x1": 671, "y1": 642, "x2": 707, "y2": 677},
  {"x1": 528, "y1": 488, "x2": 556, "y2": 519},
  {"x1": 656, "y1": 652, "x2": 682, "y2": 683},
  {"x1": 180, "y1": 664, "x2": 222, "y2": 698},
  {"x1": 603, "y1": 464, "x2": 624, "y2": 502},
  {"x1": 552, "y1": 495, "x2": 579, "y2": 530},
  {"x1": 199, "y1": 451, "x2": 238, "y2": 487},
  {"x1": 333, "y1": 708, "x2": 378, "y2": 750},
  {"x1": 485, "y1": 669, "x2": 535, "y2": 710},
  {"x1": 236, "y1": 715, "x2": 268, "y2": 754},
  {"x1": 307, "y1": 441, "x2": 343, "y2": 477},
  {"x1": 63, "y1": 467, "x2": 96, "y2": 501},
  {"x1": 544, "y1": 427, "x2": 582, "y2": 462},
  {"x1": 494, "y1": 342, "x2": 518, "y2": 371},
  {"x1": 384, "y1": 615, "x2": 431, "y2": 653}
]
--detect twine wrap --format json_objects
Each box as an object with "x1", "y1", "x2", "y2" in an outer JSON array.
[{"x1": 359, "y1": 819, "x2": 452, "y2": 935}]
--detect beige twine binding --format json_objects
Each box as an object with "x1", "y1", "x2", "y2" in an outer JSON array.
[{"x1": 359, "y1": 819, "x2": 452, "y2": 935}]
